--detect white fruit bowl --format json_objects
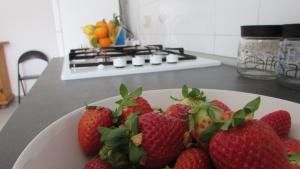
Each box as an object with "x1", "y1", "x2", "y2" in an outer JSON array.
[{"x1": 12, "y1": 89, "x2": 300, "y2": 169}]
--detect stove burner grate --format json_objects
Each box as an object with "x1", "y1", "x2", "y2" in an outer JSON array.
[{"x1": 68, "y1": 44, "x2": 197, "y2": 68}]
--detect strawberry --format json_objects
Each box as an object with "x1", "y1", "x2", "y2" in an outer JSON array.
[
  {"x1": 173, "y1": 148, "x2": 211, "y2": 169},
  {"x1": 209, "y1": 120, "x2": 290, "y2": 169},
  {"x1": 282, "y1": 138, "x2": 300, "y2": 154},
  {"x1": 291, "y1": 165, "x2": 300, "y2": 169},
  {"x1": 78, "y1": 106, "x2": 113, "y2": 156},
  {"x1": 138, "y1": 112, "x2": 187, "y2": 169},
  {"x1": 171, "y1": 85, "x2": 235, "y2": 150},
  {"x1": 115, "y1": 84, "x2": 153, "y2": 124},
  {"x1": 119, "y1": 96, "x2": 153, "y2": 124},
  {"x1": 210, "y1": 99, "x2": 231, "y2": 112},
  {"x1": 99, "y1": 112, "x2": 187, "y2": 169},
  {"x1": 165, "y1": 104, "x2": 191, "y2": 121},
  {"x1": 260, "y1": 110, "x2": 291, "y2": 138},
  {"x1": 83, "y1": 158, "x2": 112, "y2": 169},
  {"x1": 282, "y1": 138, "x2": 300, "y2": 168}
]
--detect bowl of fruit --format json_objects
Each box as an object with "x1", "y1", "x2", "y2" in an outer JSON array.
[
  {"x1": 13, "y1": 84, "x2": 300, "y2": 169},
  {"x1": 83, "y1": 14, "x2": 126, "y2": 48}
]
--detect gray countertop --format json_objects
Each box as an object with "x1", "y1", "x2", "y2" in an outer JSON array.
[{"x1": 1, "y1": 57, "x2": 300, "y2": 169}]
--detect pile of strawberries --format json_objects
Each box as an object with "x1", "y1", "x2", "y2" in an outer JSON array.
[{"x1": 78, "y1": 84, "x2": 300, "y2": 169}]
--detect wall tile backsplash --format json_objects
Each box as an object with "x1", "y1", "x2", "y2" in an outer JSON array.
[
  {"x1": 123, "y1": 0, "x2": 300, "y2": 58},
  {"x1": 215, "y1": 0, "x2": 260, "y2": 35}
]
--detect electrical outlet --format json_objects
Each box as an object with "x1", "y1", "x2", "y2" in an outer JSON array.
[{"x1": 143, "y1": 15, "x2": 152, "y2": 28}]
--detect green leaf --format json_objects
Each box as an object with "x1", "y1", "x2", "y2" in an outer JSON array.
[
  {"x1": 207, "y1": 105, "x2": 219, "y2": 123},
  {"x1": 99, "y1": 127, "x2": 131, "y2": 168},
  {"x1": 86, "y1": 106, "x2": 97, "y2": 110},
  {"x1": 188, "y1": 114, "x2": 195, "y2": 132},
  {"x1": 128, "y1": 87, "x2": 143, "y2": 98},
  {"x1": 170, "y1": 96, "x2": 183, "y2": 101},
  {"x1": 91, "y1": 37, "x2": 98, "y2": 48},
  {"x1": 129, "y1": 142, "x2": 145, "y2": 164},
  {"x1": 220, "y1": 119, "x2": 233, "y2": 131},
  {"x1": 199, "y1": 122, "x2": 224, "y2": 143},
  {"x1": 98, "y1": 127, "x2": 113, "y2": 143},
  {"x1": 182, "y1": 85, "x2": 189, "y2": 98},
  {"x1": 113, "y1": 108, "x2": 122, "y2": 123},
  {"x1": 120, "y1": 84, "x2": 129, "y2": 98},
  {"x1": 232, "y1": 109, "x2": 246, "y2": 127},
  {"x1": 188, "y1": 88, "x2": 201, "y2": 98},
  {"x1": 288, "y1": 152, "x2": 300, "y2": 162},
  {"x1": 100, "y1": 147, "x2": 130, "y2": 168},
  {"x1": 125, "y1": 113, "x2": 139, "y2": 135},
  {"x1": 115, "y1": 99, "x2": 123, "y2": 105},
  {"x1": 244, "y1": 97, "x2": 261, "y2": 114},
  {"x1": 233, "y1": 109, "x2": 246, "y2": 119},
  {"x1": 124, "y1": 99, "x2": 137, "y2": 107},
  {"x1": 188, "y1": 105, "x2": 201, "y2": 115}
]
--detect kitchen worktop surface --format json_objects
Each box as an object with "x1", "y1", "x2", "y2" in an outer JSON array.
[{"x1": 1, "y1": 57, "x2": 300, "y2": 169}]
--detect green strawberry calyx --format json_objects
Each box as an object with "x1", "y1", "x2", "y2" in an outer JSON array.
[
  {"x1": 113, "y1": 84, "x2": 143, "y2": 123},
  {"x1": 171, "y1": 85, "x2": 206, "y2": 103},
  {"x1": 196, "y1": 97, "x2": 261, "y2": 143},
  {"x1": 85, "y1": 102, "x2": 104, "y2": 110},
  {"x1": 99, "y1": 113, "x2": 145, "y2": 168},
  {"x1": 288, "y1": 152, "x2": 300, "y2": 164}
]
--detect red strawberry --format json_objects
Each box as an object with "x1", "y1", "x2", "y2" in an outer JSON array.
[
  {"x1": 78, "y1": 106, "x2": 113, "y2": 156},
  {"x1": 83, "y1": 158, "x2": 112, "y2": 169},
  {"x1": 209, "y1": 120, "x2": 290, "y2": 169},
  {"x1": 174, "y1": 148, "x2": 211, "y2": 169},
  {"x1": 210, "y1": 99, "x2": 231, "y2": 112},
  {"x1": 115, "y1": 84, "x2": 153, "y2": 124},
  {"x1": 282, "y1": 138, "x2": 300, "y2": 154},
  {"x1": 282, "y1": 138, "x2": 300, "y2": 168},
  {"x1": 190, "y1": 102, "x2": 233, "y2": 150},
  {"x1": 138, "y1": 112, "x2": 187, "y2": 169},
  {"x1": 165, "y1": 104, "x2": 191, "y2": 121},
  {"x1": 260, "y1": 110, "x2": 291, "y2": 138},
  {"x1": 171, "y1": 86, "x2": 234, "y2": 150},
  {"x1": 291, "y1": 164, "x2": 300, "y2": 169},
  {"x1": 119, "y1": 96, "x2": 153, "y2": 124},
  {"x1": 99, "y1": 112, "x2": 187, "y2": 169}
]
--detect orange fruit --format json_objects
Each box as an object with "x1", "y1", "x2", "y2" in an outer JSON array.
[
  {"x1": 95, "y1": 27, "x2": 108, "y2": 39},
  {"x1": 98, "y1": 38, "x2": 112, "y2": 48},
  {"x1": 96, "y1": 20, "x2": 107, "y2": 28}
]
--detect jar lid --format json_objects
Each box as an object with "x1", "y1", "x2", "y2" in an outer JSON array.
[
  {"x1": 283, "y1": 24, "x2": 300, "y2": 38},
  {"x1": 241, "y1": 25, "x2": 282, "y2": 37}
]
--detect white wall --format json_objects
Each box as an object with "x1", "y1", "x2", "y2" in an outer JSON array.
[
  {"x1": 0, "y1": 0, "x2": 59, "y2": 95},
  {"x1": 123, "y1": 0, "x2": 300, "y2": 57}
]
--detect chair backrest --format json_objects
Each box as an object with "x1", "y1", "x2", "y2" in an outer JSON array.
[{"x1": 18, "y1": 50, "x2": 49, "y2": 64}]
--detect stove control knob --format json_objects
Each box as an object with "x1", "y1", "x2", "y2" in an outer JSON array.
[
  {"x1": 150, "y1": 55, "x2": 163, "y2": 65},
  {"x1": 113, "y1": 57, "x2": 127, "y2": 68},
  {"x1": 132, "y1": 56, "x2": 145, "y2": 66},
  {"x1": 166, "y1": 54, "x2": 178, "y2": 63},
  {"x1": 97, "y1": 64, "x2": 104, "y2": 69}
]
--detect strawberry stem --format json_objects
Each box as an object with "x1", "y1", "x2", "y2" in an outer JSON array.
[
  {"x1": 98, "y1": 113, "x2": 145, "y2": 168},
  {"x1": 170, "y1": 85, "x2": 206, "y2": 102},
  {"x1": 198, "y1": 97, "x2": 261, "y2": 143},
  {"x1": 288, "y1": 152, "x2": 300, "y2": 163},
  {"x1": 113, "y1": 84, "x2": 144, "y2": 124}
]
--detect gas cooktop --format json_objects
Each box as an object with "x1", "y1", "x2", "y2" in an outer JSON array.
[{"x1": 61, "y1": 44, "x2": 221, "y2": 80}]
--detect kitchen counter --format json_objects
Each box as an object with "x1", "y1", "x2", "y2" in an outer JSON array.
[{"x1": 1, "y1": 57, "x2": 300, "y2": 169}]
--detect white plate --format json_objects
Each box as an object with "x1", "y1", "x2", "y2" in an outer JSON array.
[{"x1": 12, "y1": 89, "x2": 300, "y2": 169}]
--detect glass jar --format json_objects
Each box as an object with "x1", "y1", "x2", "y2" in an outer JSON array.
[
  {"x1": 237, "y1": 25, "x2": 282, "y2": 80},
  {"x1": 277, "y1": 24, "x2": 300, "y2": 90}
]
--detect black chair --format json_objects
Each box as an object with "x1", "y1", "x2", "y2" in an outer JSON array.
[{"x1": 18, "y1": 51, "x2": 49, "y2": 104}]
